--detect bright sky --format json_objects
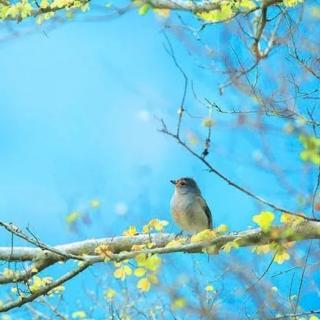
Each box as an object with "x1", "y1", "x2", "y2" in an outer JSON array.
[{"x1": 0, "y1": 10, "x2": 256, "y2": 241}]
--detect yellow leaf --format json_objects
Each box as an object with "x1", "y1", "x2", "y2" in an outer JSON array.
[
  {"x1": 203, "y1": 245, "x2": 218, "y2": 255},
  {"x1": 20, "y1": 0, "x2": 32, "y2": 18},
  {"x1": 299, "y1": 134, "x2": 320, "y2": 165},
  {"x1": 274, "y1": 249, "x2": 290, "y2": 264},
  {"x1": 153, "y1": 8, "x2": 170, "y2": 17},
  {"x1": 134, "y1": 267, "x2": 146, "y2": 277},
  {"x1": 90, "y1": 199, "x2": 100, "y2": 208},
  {"x1": 171, "y1": 297, "x2": 186, "y2": 310},
  {"x1": 94, "y1": 244, "x2": 112, "y2": 260},
  {"x1": 147, "y1": 274, "x2": 158, "y2": 284},
  {"x1": 5, "y1": 6, "x2": 19, "y2": 19},
  {"x1": 310, "y1": 316, "x2": 320, "y2": 320},
  {"x1": 197, "y1": 2, "x2": 234, "y2": 22},
  {"x1": 147, "y1": 219, "x2": 169, "y2": 231},
  {"x1": 283, "y1": 0, "x2": 303, "y2": 7},
  {"x1": 138, "y1": 3, "x2": 150, "y2": 15},
  {"x1": 28, "y1": 276, "x2": 54, "y2": 293},
  {"x1": 144, "y1": 254, "x2": 161, "y2": 271},
  {"x1": 252, "y1": 244, "x2": 272, "y2": 255},
  {"x1": 2, "y1": 268, "x2": 16, "y2": 278},
  {"x1": 216, "y1": 224, "x2": 228, "y2": 233},
  {"x1": 80, "y1": 2, "x2": 89, "y2": 12},
  {"x1": 131, "y1": 244, "x2": 146, "y2": 251},
  {"x1": 147, "y1": 242, "x2": 156, "y2": 249},
  {"x1": 104, "y1": 288, "x2": 116, "y2": 300},
  {"x1": 36, "y1": 12, "x2": 55, "y2": 24},
  {"x1": 240, "y1": 0, "x2": 256, "y2": 10},
  {"x1": 135, "y1": 253, "x2": 147, "y2": 266},
  {"x1": 113, "y1": 265, "x2": 132, "y2": 281},
  {"x1": 191, "y1": 229, "x2": 217, "y2": 243},
  {"x1": 252, "y1": 211, "x2": 275, "y2": 232},
  {"x1": 123, "y1": 226, "x2": 137, "y2": 237},
  {"x1": 205, "y1": 285, "x2": 215, "y2": 292},
  {"x1": 222, "y1": 240, "x2": 239, "y2": 253},
  {"x1": 135, "y1": 253, "x2": 161, "y2": 271},
  {"x1": 280, "y1": 212, "x2": 304, "y2": 226},
  {"x1": 40, "y1": 0, "x2": 49, "y2": 8},
  {"x1": 142, "y1": 225, "x2": 150, "y2": 233},
  {"x1": 165, "y1": 238, "x2": 186, "y2": 248},
  {"x1": 72, "y1": 311, "x2": 87, "y2": 319},
  {"x1": 202, "y1": 118, "x2": 215, "y2": 128},
  {"x1": 65, "y1": 211, "x2": 81, "y2": 224},
  {"x1": 137, "y1": 277, "x2": 151, "y2": 292}
]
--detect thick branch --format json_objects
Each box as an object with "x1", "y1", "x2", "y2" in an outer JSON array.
[
  {"x1": 2, "y1": 0, "x2": 285, "y2": 22},
  {"x1": 0, "y1": 233, "x2": 176, "y2": 262},
  {"x1": 0, "y1": 221, "x2": 319, "y2": 312},
  {"x1": 145, "y1": 0, "x2": 283, "y2": 12},
  {"x1": 1, "y1": 221, "x2": 320, "y2": 264}
]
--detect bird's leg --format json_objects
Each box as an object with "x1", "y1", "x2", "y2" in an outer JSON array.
[{"x1": 175, "y1": 231, "x2": 184, "y2": 239}]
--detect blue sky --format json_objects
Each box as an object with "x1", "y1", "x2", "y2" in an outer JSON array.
[{"x1": 0, "y1": 11, "x2": 257, "y2": 243}]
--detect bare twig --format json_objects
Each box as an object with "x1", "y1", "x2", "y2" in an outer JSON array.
[
  {"x1": 163, "y1": 32, "x2": 188, "y2": 138},
  {"x1": 293, "y1": 240, "x2": 313, "y2": 315},
  {"x1": 269, "y1": 309, "x2": 320, "y2": 320},
  {"x1": 159, "y1": 122, "x2": 319, "y2": 221}
]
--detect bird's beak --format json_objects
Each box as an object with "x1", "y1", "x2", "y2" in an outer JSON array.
[{"x1": 170, "y1": 180, "x2": 176, "y2": 185}]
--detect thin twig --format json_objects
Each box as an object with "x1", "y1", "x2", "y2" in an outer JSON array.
[
  {"x1": 0, "y1": 261, "x2": 91, "y2": 312},
  {"x1": 245, "y1": 250, "x2": 277, "y2": 293},
  {"x1": 159, "y1": 123, "x2": 319, "y2": 221},
  {"x1": 163, "y1": 32, "x2": 188, "y2": 138},
  {"x1": 293, "y1": 240, "x2": 313, "y2": 315},
  {"x1": 269, "y1": 309, "x2": 320, "y2": 320}
]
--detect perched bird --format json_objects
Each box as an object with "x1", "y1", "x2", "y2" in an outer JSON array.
[{"x1": 170, "y1": 177, "x2": 213, "y2": 233}]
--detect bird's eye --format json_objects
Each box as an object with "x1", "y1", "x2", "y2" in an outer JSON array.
[{"x1": 180, "y1": 181, "x2": 186, "y2": 186}]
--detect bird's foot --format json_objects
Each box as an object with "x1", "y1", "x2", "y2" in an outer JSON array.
[{"x1": 175, "y1": 231, "x2": 184, "y2": 239}]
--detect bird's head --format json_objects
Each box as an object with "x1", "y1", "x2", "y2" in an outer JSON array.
[{"x1": 170, "y1": 177, "x2": 201, "y2": 195}]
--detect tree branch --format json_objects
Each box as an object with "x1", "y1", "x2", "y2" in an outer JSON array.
[
  {"x1": 0, "y1": 261, "x2": 91, "y2": 313},
  {"x1": 1, "y1": 221, "x2": 320, "y2": 264},
  {"x1": 1, "y1": 220, "x2": 320, "y2": 312},
  {"x1": 144, "y1": 0, "x2": 283, "y2": 12}
]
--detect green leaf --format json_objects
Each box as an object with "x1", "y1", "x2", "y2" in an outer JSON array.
[
  {"x1": 283, "y1": 0, "x2": 303, "y2": 7},
  {"x1": 138, "y1": 3, "x2": 150, "y2": 15},
  {"x1": 197, "y1": 2, "x2": 234, "y2": 22},
  {"x1": 240, "y1": 0, "x2": 256, "y2": 10}
]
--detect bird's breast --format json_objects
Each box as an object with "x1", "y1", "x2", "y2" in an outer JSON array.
[
  {"x1": 170, "y1": 193, "x2": 194, "y2": 214},
  {"x1": 170, "y1": 193, "x2": 208, "y2": 233}
]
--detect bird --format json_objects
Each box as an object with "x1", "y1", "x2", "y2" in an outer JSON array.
[{"x1": 170, "y1": 177, "x2": 212, "y2": 233}]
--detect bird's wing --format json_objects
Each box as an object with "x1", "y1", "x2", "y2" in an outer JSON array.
[{"x1": 196, "y1": 195, "x2": 213, "y2": 229}]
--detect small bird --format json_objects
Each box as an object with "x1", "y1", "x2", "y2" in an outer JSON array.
[{"x1": 170, "y1": 177, "x2": 213, "y2": 233}]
